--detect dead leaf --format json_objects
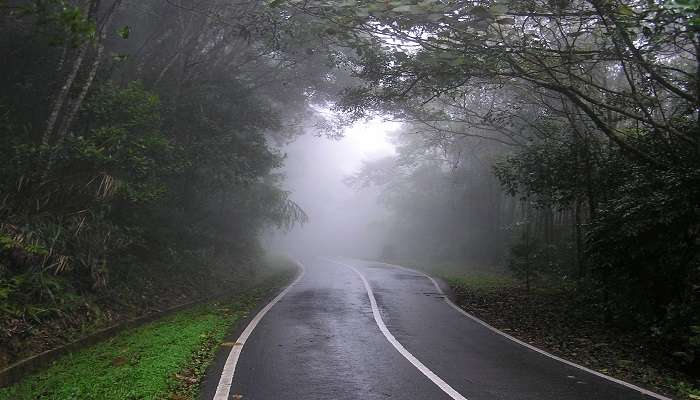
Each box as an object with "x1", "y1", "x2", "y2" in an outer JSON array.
[{"x1": 112, "y1": 356, "x2": 127, "y2": 367}]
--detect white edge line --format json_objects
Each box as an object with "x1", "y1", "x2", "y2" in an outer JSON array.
[
  {"x1": 362, "y1": 259, "x2": 673, "y2": 400},
  {"x1": 212, "y1": 259, "x2": 305, "y2": 400},
  {"x1": 326, "y1": 258, "x2": 468, "y2": 400}
]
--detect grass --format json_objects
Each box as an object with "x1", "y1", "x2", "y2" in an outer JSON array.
[
  {"x1": 446, "y1": 274, "x2": 517, "y2": 293},
  {"x1": 0, "y1": 268, "x2": 295, "y2": 400},
  {"x1": 385, "y1": 258, "x2": 516, "y2": 292}
]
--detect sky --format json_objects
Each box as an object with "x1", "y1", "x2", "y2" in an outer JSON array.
[{"x1": 263, "y1": 118, "x2": 401, "y2": 258}]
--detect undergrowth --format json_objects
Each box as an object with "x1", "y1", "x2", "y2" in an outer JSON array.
[{"x1": 0, "y1": 265, "x2": 295, "y2": 400}]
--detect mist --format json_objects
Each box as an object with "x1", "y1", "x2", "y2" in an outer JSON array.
[
  {"x1": 1, "y1": 1, "x2": 698, "y2": 397},
  {"x1": 264, "y1": 118, "x2": 399, "y2": 260}
]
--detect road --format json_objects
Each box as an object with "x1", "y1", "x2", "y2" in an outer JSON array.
[{"x1": 200, "y1": 257, "x2": 667, "y2": 400}]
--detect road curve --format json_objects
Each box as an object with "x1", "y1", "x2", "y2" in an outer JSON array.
[{"x1": 200, "y1": 257, "x2": 665, "y2": 400}]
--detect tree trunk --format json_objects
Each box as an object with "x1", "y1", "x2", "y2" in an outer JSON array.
[
  {"x1": 42, "y1": 0, "x2": 99, "y2": 146},
  {"x1": 42, "y1": 42, "x2": 90, "y2": 145},
  {"x1": 574, "y1": 197, "x2": 584, "y2": 279},
  {"x1": 523, "y1": 200, "x2": 531, "y2": 292},
  {"x1": 55, "y1": 0, "x2": 123, "y2": 142}
]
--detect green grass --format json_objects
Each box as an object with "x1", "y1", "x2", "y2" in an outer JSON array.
[
  {"x1": 384, "y1": 258, "x2": 517, "y2": 293},
  {"x1": 445, "y1": 274, "x2": 517, "y2": 293},
  {"x1": 0, "y1": 270, "x2": 294, "y2": 400},
  {"x1": 384, "y1": 258, "x2": 510, "y2": 282}
]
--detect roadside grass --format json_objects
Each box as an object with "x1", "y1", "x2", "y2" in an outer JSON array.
[
  {"x1": 0, "y1": 266, "x2": 295, "y2": 400},
  {"x1": 383, "y1": 258, "x2": 509, "y2": 281},
  {"x1": 445, "y1": 274, "x2": 517, "y2": 293},
  {"x1": 388, "y1": 259, "x2": 518, "y2": 293}
]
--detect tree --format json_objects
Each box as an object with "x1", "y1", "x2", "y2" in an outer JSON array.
[{"x1": 307, "y1": 0, "x2": 699, "y2": 362}]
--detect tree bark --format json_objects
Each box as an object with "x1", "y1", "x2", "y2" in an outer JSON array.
[
  {"x1": 55, "y1": 0, "x2": 123, "y2": 143},
  {"x1": 574, "y1": 197, "x2": 584, "y2": 279},
  {"x1": 42, "y1": 0, "x2": 100, "y2": 146},
  {"x1": 42, "y1": 42, "x2": 90, "y2": 145}
]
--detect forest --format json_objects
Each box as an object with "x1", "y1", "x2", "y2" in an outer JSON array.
[
  {"x1": 340, "y1": 0, "x2": 700, "y2": 387},
  {"x1": 1, "y1": 0, "x2": 699, "y2": 398},
  {"x1": 0, "y1": 0, "x2": 347, "y2": 368}
]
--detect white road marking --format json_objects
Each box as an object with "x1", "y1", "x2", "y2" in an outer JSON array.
[
  {"x1": 328, "y1": 259, "x2": 469, "y2": 400},
  {"x1": 212, "y1": 260, "x2": 305, "y2": 400},
  {"x1": 373, "y1": 260, "x2": 673, "y2": 400}
]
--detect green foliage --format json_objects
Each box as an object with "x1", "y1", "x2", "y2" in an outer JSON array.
[
  {"x1": 69, "y1": 82, "x2": 179, "y2": 204},
  {"x1": 495, "y1": 129, "x2": 700, "y2": 373},
  {"x1": 14, "y1": 0, "x2": 97, "y2": 46},
  {"x1": 507, "y1": 238, "x2": 542, "y2": 290},
  {"x1": 494, "y1": 136, "x2": 585, "y2": 208},
  {"x1": 0, "y1": 82, "x2": 176, "y2": 294},
  {"x1": 312, "y1": 0, "x2": 699, "y2": 383},
  {"x1": 0, "y1": 0, "x2": 346, "y2": 375},
  {"x1": 0, "y1": 2, "x2": 322, "y2": 356},
  {"x1": 116, "y1": 25, "x2": 131, "y2": 39},
  {"x1": 588, "y1": 163, "x2": 700, "y2": 339},
  {"x1": 664, "y1": 0, "x2": 700, "y2": 26}
]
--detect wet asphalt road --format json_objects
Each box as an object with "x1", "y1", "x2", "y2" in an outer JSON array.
[{"x1": 200, "y1": 257, "x2": 662, "y2": 400}]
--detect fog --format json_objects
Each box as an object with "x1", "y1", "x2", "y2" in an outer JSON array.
[
  {"x1": 264, "y1": 114, "x2": 513, "y2": 268},
  {"x1": 2, "y1": 2, "x2": 695, "y2": 394},
  {"x1": 264, "y1": 118, "x2": 400, "y2": 259}
]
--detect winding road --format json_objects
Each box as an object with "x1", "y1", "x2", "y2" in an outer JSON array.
[{"x1": 200, "y1": 257, "x2": 668, "y2": 400}]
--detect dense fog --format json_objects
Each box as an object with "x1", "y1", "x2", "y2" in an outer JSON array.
[
  {"x1": 265, "y1": 113, "x2": 513, "y2": 271},
  {"x1": 264, "y1": 119, "x2": 398, "y2": 260}
]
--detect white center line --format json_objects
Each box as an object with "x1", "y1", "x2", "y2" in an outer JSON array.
[
  {"x1": 328, "y1": 259, "x2": 469, "y2": 400},
  {"x1": 212, "y1": 261, "x2": 305, "y2": 400}
]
